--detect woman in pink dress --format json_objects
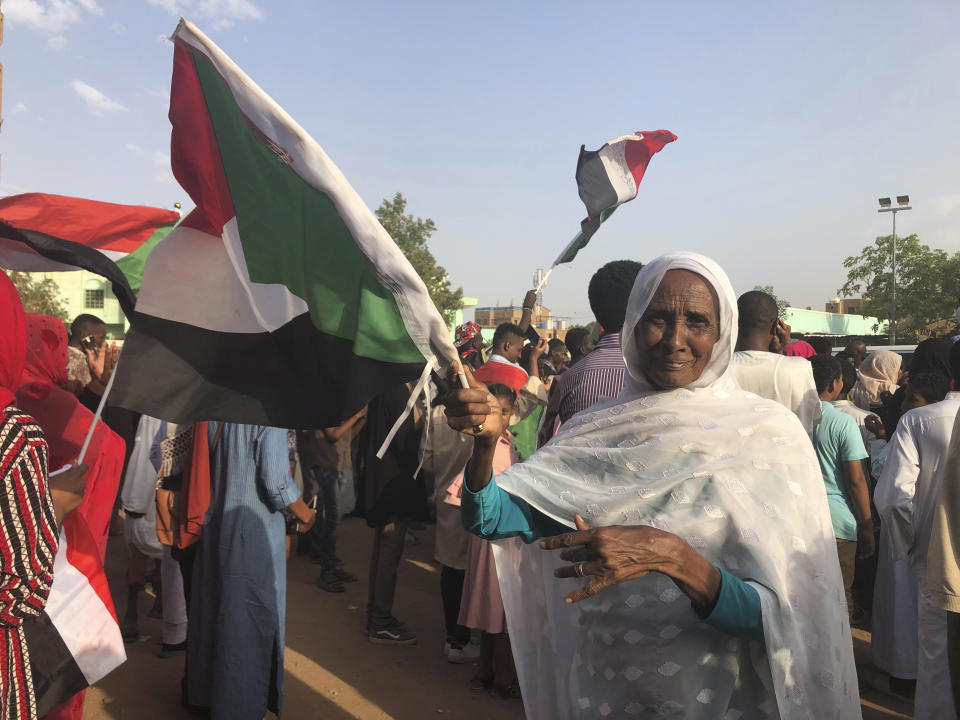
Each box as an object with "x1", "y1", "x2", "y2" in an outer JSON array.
[{"x1": 450, "y1": 383, "x2": 521, "y2": 698}]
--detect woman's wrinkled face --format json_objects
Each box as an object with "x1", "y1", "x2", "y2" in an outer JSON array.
[{"x1": 634, "y1": 270, "x2": 720, "y2": 390}]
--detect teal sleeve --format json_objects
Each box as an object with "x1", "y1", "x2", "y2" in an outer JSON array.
[
  {"x1": 461, "y1": 471, "x2": 568, "y2": 542},
  {"x1": 699, "y1": 569, "x2": 764, "y2": 642}
]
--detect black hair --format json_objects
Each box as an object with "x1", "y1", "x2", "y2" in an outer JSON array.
[
  {"x1": 736, "y1": 290, "x2": 778, "y2": 333},
  {"x1": 565, "y1": 327, "x2": 591, "y2": 352},
  {"x1": 492, "y1": 322, "x2": 524, "y2": 348},
  {"x1": 844, "y1": 338, "x2": 866, "y2": 353},
  {"x1": 835, "y1": 350, "x2": 855, "y2": 365},
  {"x1": 486, "y1": 383, "x2": 517, "y2": 404},
  {"x1": 548, "y1": 338, "x2": 566, "y2": 353},
  {"x1": 70, "y1": 313, "x2": 105, "y2": 340},
  {"x1": 807, "y1": 337, "x2": 834, "y2": 355},
  {"x1": 810, "y1": 354, "x2": 842, "y2": 394},
  {"x1": 588, "y1": 260, "x2": 643, "y2": 333},
  {"x1": 907, "y1": 372, "x2": 950, "y2": 405},
  {"x1": 840, "y1": 361, "x2": 857, "y2": 396}
]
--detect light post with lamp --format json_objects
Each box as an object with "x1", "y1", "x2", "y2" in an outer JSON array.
[{"x1": 878, "y1": 195, "x2": 911, "y2": 345}]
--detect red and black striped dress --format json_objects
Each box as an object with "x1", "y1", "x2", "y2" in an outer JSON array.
[{"x1": 0, "y1": 406, "x2": 57, "y2": 720}]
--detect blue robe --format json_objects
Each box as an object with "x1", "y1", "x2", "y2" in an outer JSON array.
[{"x1": 186, "y1": 423, "x2": 299, "y2": 719}]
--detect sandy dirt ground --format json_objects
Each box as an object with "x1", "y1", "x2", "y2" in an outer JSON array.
[{"x1": 82, "y1": 516, "x2": 915, "y2": 720}]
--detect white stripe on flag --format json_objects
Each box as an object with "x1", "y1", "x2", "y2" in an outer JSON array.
[
  {"x1": 46, "y1": 531, "x2": 126, "y2": 685},
  {"x1": 135, "y1": 222, "x2": 286, "y2": 333},
  {"x1": 598, "y1": 141, "x2": 640, "y2": 206},
  {"x1": 174, "y1": 19, "x2": 458, "y2": 367}
]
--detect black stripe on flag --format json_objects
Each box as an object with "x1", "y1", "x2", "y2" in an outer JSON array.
[
  {"x1": 575, "y1": 144, "x2": 620, "y2": 221},
  {"x1": 0, "y1": 220, "x2": 137, "y2": 317},
  {"x1": 110, "y1": 312, "x2": 425, "y2": 429},
  {"x1": 22, "y1": 611, "x2": 88, "y2": 717}
]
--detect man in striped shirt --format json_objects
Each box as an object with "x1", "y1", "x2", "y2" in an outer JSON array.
[{"x1": 538, "y1": 260, "x2": 643, "y2": 446}]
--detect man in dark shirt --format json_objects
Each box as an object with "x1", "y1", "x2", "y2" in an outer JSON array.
[
  {"x1": 297, "y1": 407, "x2": 366, "y2": 592},
  {"x1": 538, "y1": 260, "x2": 642, "y2": 447}
]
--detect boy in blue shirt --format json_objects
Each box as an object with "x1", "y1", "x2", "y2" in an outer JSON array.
[{"x1": 810, "y1": 354, "x2": 875, "y2": 621}]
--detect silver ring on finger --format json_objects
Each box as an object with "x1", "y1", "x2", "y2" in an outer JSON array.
[{"x1": 575, "y1": 561, "x2": 585, "y2": 578}]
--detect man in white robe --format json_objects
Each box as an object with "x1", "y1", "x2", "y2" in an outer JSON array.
[
  {"x1": 731, "y1": 290, "x2": 821, "y2": 434},
  {"x1": 876, "y1": 379, "x2": 960, "y2": 720}
]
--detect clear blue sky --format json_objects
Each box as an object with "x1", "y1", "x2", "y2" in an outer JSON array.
[{"x1": 3, "y1": 0, "x2": 959, "y2": 324}]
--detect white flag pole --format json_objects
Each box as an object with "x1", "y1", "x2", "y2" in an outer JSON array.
[
  {"x1": 534, "y1": 265, "x2": 556, "y2": 294},
  {"x1": 77, "y1": 353, "x2": 121, "y2": 465}
]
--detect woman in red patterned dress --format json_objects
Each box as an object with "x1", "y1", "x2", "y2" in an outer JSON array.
[{"x1": 0, "y1": 274, "x2": 84, "y2": 720}]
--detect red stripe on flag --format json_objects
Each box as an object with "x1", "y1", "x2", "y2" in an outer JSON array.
[
  {"x1": 62, "y1": 514, "x2": 118, "y2": 623},
  {"x1": 0, "y1": 194, "x2": 179, "y2": 254},
  {"x1": 623, "y1": 130, "x2": 678, "y2": 191},
  {"x1": 170, "y1": 39, "x2": 237, "y2": 234}
]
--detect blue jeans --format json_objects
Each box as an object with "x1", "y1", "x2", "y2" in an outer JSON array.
[{"x1": 306, "y1": 466, "x2": 340, "y2": 571}]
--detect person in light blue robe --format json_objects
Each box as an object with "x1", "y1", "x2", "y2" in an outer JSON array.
[{"x1": 186, "y1": 423, "x2": 300, "y2": 719}]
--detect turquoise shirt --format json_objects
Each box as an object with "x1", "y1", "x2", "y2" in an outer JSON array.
[
  {"x1": 461, "y1": 474, "x2": 764, "y2": 642},
  {"x1": 812, "y1": 401, "x2": 869, "y2": 541}
]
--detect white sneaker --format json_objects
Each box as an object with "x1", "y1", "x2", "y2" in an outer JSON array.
[{"x1": 445, "y1": 641, "x2": 480, "y2": 663}]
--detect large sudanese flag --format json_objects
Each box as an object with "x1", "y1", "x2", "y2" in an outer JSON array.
[
  {"x1": 0, "y1": 193, "x2": 181, "y2": 315},
  {"x1": 110, "y1": 19, "x2": 459, "y2": 429},
  {"x1": 551, "y1": 130, "x2": 677, "y2": 266}
]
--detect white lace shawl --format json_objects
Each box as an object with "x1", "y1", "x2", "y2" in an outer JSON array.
[{"x1": 492, "y1": 252, "x2": 861, "y2": 719}]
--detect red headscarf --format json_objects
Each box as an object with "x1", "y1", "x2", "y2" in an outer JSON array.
[
  {"x1": 16, "y1": 315, "x2": 91, "y2": 469},
  {"x1": 16, "y1": 314, "x2": 126, "y2": 558},
  {"x1": 784, "y1": 340, "x2": 817, "y2": 359},
  {"x1": 21, "y1": 314, "x2": 69, "y2": 389},
  {"x1": 0, "y1": 273, "x2": 26, "y2": 409}
]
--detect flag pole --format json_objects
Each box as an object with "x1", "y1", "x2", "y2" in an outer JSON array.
[
  {"x1": 534, "y1": 265, "x2": 556, "y2": 294},
  {"x1": 77, "y1": 352, "x2": 121, "y2": 465}
]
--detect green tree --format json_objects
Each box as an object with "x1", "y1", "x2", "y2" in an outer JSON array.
[
  {"x1": 752, "y1": 285, "x2": 790, "y2": 319},
  {"x1": 375, "y1": 192, "x2": 463, "y2": 324},
  {"x1": 5, "y1": 272, "x2": 69, "y2": 321},
  {"x1": 839, "y1": 234, "x2": 957, "y2": 339}
]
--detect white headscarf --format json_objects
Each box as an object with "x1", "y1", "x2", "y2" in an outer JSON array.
[
  {"x1": 620, "y1": 252, "x2": 738, "y2": 395},
  {"x1": 492, "y1": 252, "x2": 861, "y2": 720}
]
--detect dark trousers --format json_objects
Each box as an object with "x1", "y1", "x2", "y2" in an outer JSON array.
[
  {"x1": 440, "y1": 565, "x2": 471, "y2": 647},
  {"x1": 171, "y1": 543, "x2": 198, "y2": 619},
  {"x1": 303, "y1": 466, "x2": 340, "y2": 570},
  {"x1": 836, "y1": 538, "x2": 857, "y2": 623},
  {"x1": 367, "y1": 519, "x2": 409, "y2": 630}
]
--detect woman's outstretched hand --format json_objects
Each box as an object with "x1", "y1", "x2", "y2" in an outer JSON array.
[
  {"x1": 541, "y1": 515, "x2": 722, "y2": 613},
  {"x1": 442, "y1": 362, "x2": 503, "y2": 442}
]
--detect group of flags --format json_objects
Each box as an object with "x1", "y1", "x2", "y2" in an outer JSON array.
[{"x1": 0, "y1": 17, "x2": 676, "y2": 705}]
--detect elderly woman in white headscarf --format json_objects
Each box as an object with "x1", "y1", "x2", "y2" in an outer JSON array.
[{"x1": 444, "y1": 253, "x2": 861, "y2": 720}]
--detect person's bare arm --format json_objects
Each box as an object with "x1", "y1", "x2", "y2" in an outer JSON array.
[
  {"x1": 518, "y1": 290, "x2": 538, "y2": 333},
  {"x1": 769, "y1": 319, "x2": 791, "y2": 354},
  {"x1": 526, "y1": 337, "x2": 546, "y2": 378},
  {"x1": 321, "y1": 406, "x2": 368, "y2": 443},
  {"x1": 443, "y1": 363, "x2": 503, "y2": 492},
  {"x1": 49, "y1": 463, "x2": 88, "y2": 526},
  {"x1": 842, "y1": 459, "x2": 876, "y2": 558}
]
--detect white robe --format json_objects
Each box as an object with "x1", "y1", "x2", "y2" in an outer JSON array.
[
  {"x1": 731, "y1": 351, "x2": 822, "y2": 435},
  {"x1": 875, "y1": 392, "x2": 960, "y2": 719},
  {"x1": 847, "y1": 408, "x2": 917, "y2": 678}
]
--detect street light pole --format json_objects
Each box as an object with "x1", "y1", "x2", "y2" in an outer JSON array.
[
  {"x1": 891, "y1": 209, "x2": 896, "y2": 344},
  {"x1": 878, "y1": 196, "x2": 911, "y2": 345}
]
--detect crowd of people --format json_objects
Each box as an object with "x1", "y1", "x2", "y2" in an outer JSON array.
[{"x1": 1, "y1": 252, "x2": 959, "y2": 719}]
